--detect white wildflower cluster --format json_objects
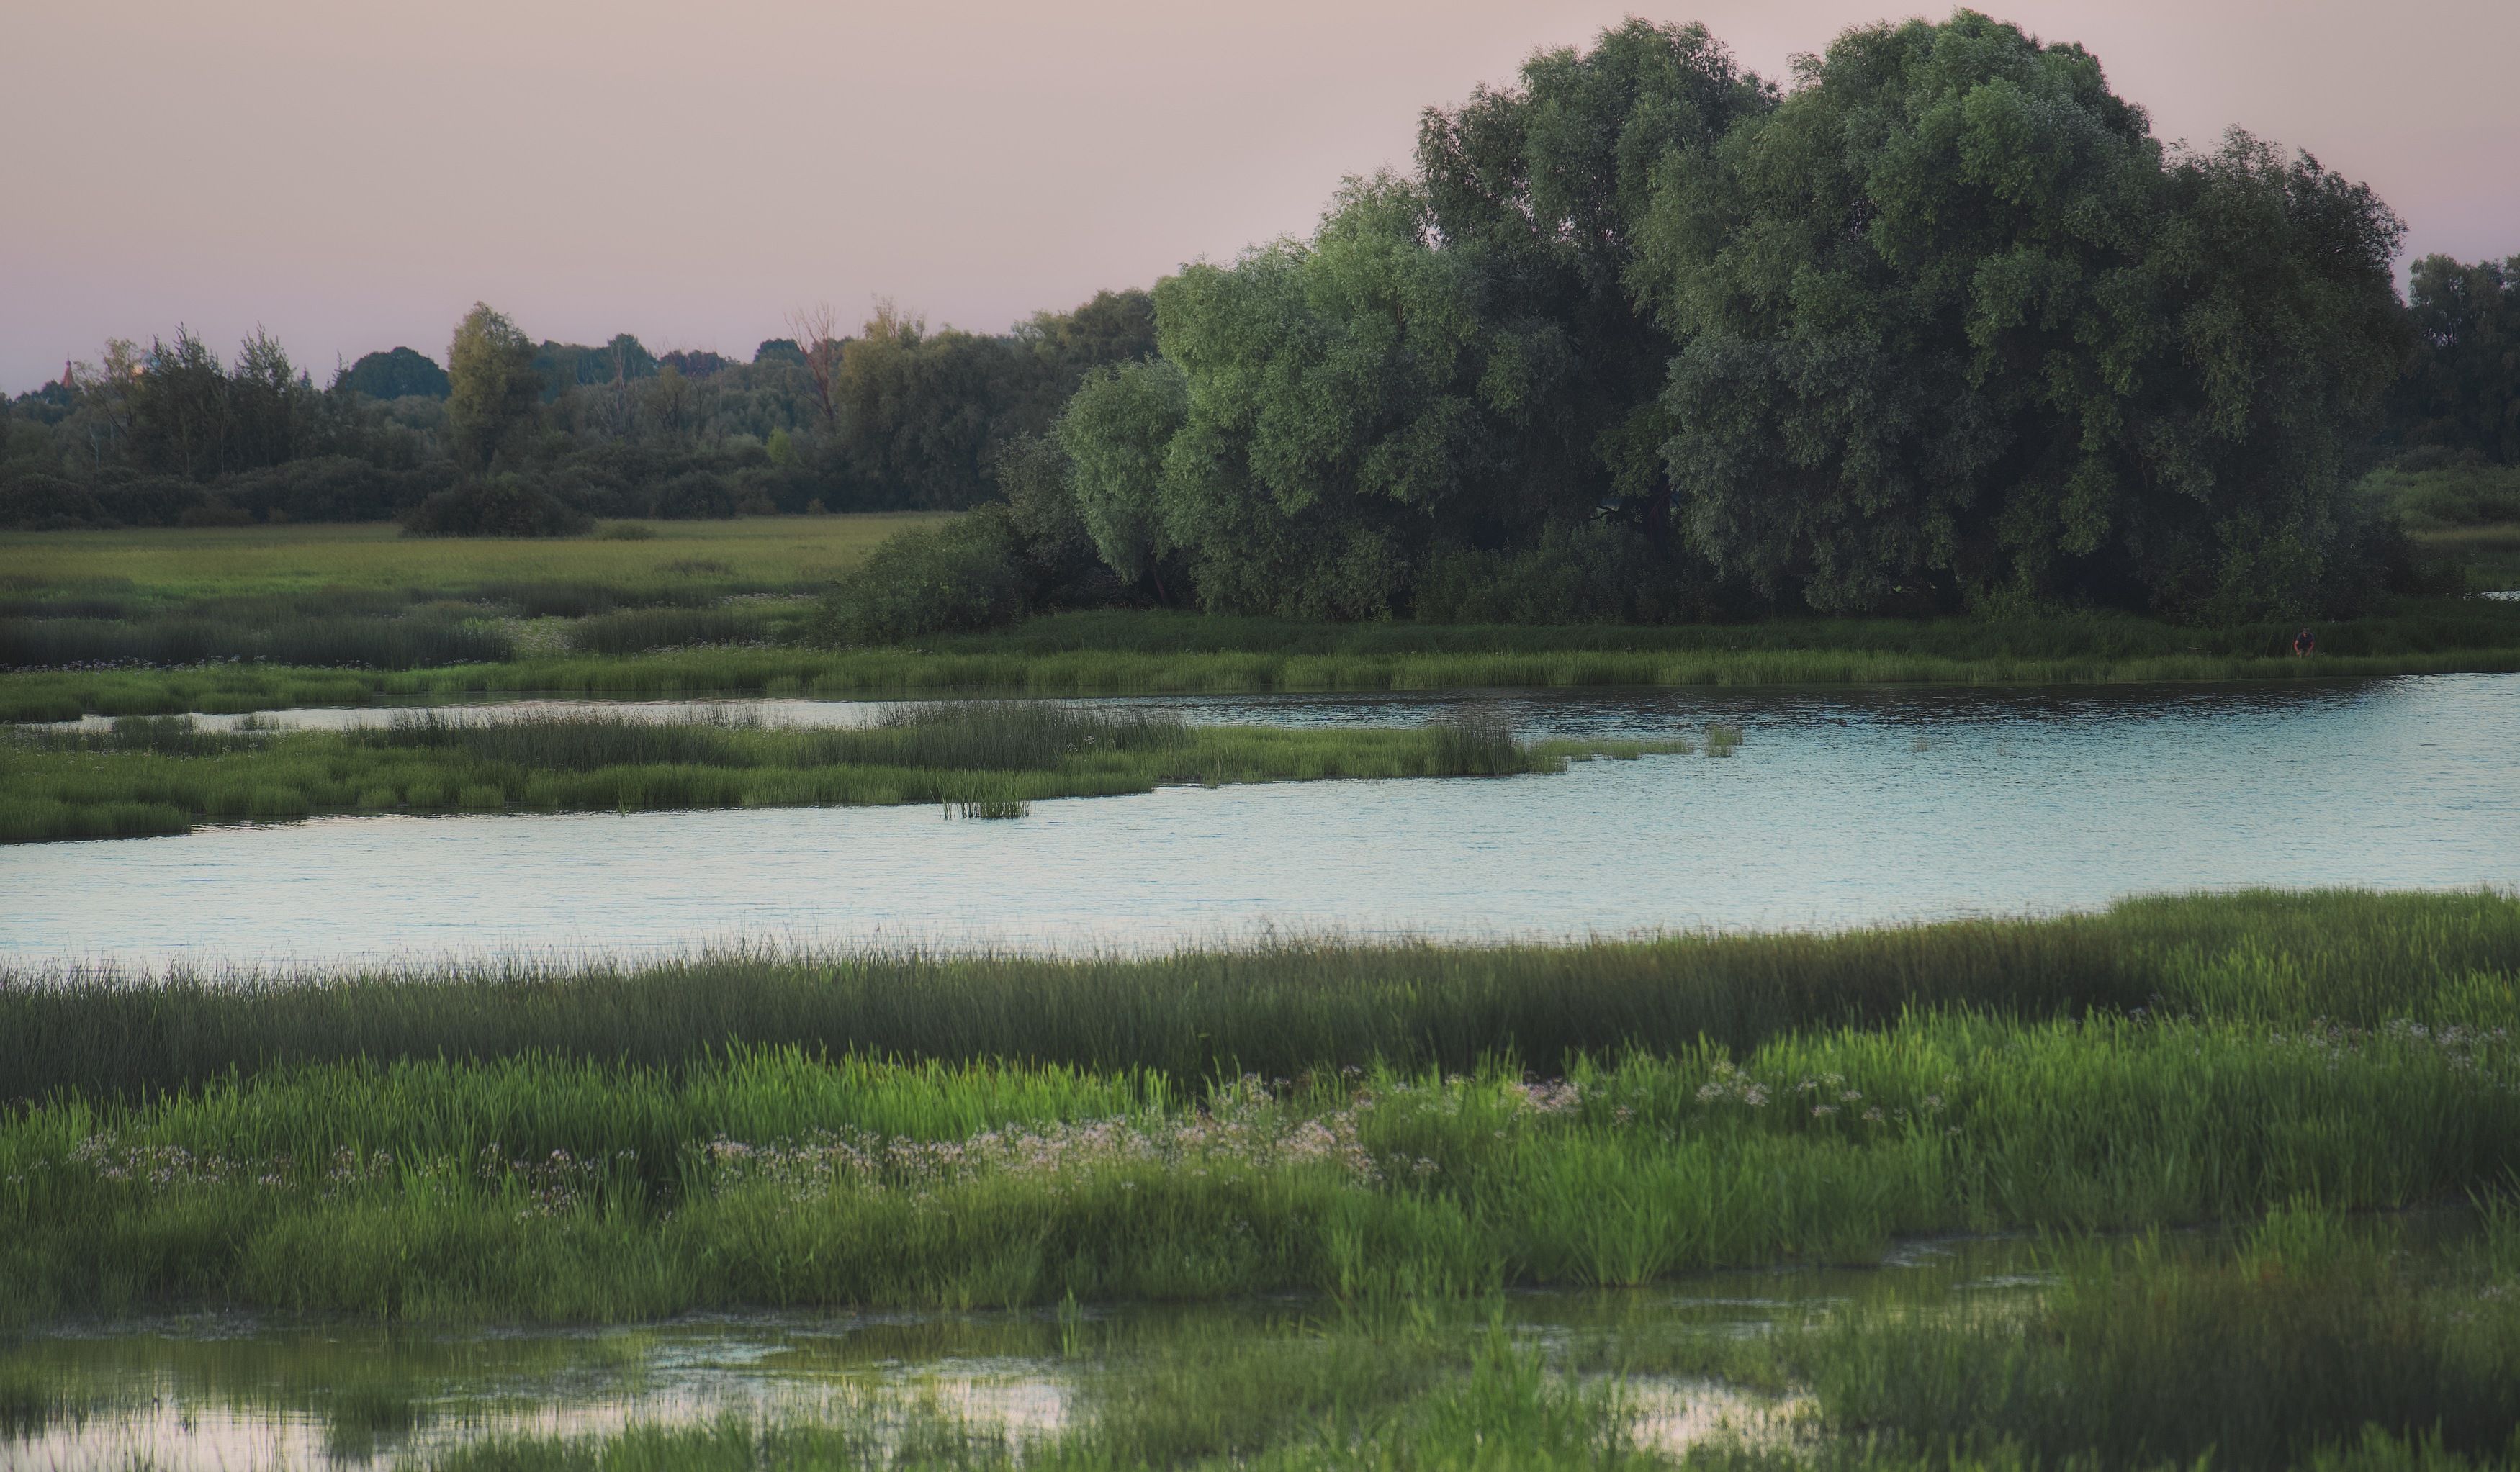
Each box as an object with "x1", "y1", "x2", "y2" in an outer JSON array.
[
  {"x1": 1693, "y1": 1063, "x2": 1957, "y2": 1132},
  {"x1": 476, "y1": 1143, "x2": 636, "y2": 1218},
  {"x1": 58, "y1": 1137, "x2": 396, "y2": 1198},
  {"x1": 1696, "y1": 1061, "x2": 1771, "y2": 1108},
  {"x1": 2270, "y1": 1018, "x2": 2515, "y2": 1078},
  {"x1": 696, "y1": 1080, "x2": 1387, "y2": 1202}
]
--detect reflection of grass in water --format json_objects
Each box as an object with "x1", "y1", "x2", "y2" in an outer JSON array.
[
  {"x1": 323, "y1": 1381, "x2": 428, "y2": 1460},
  {"x1": 0, "y1": 704, "x2": 1666, "y2": 844},
  {"x1": 0, "y1": 1366, "x2": 65, "y2": 1440}
]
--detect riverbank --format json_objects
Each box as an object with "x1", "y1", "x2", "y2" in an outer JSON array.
[
  {"x1": 5, "y1": 893, "x2": 2514, "y2": 1322},
  {"x1": 12, "y1": 891, "x2": 2520, "y2": 1465},
  {"x1": 9, "y1": 600, "x2": 2520, "y2": 722},
  {"x1": 0, "y1": 703, "x2": 1683, "y2": 844}
]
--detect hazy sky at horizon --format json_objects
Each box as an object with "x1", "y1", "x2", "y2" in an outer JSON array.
[{"x1": 5, "y1": 0, "x2": 2515, "y2": 394}]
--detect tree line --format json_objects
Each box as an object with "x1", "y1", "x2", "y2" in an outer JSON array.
[
  {"x1": 8, "y1": 12, "x2": 2517, "y2": 624},
  {"x1": 1, "y1": 292, "x2": 1156, "y2": 535}
]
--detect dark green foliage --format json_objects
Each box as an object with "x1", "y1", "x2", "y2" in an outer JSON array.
[
  {"x1": 820, "y1": 505, "x2": 1030, "y2": 642},
  {"x1": 1414, "y1": 522, "x2": 1731, "y2": 624},
  {"x1": 0, "y1": 613, "x2": 511, "y2": 669},
  {"x1": 406, "y1": 476, "x2": 595, "y2": 538},
  {"x1": 1639, "y1": 15, "x2": 2409, "y2": 620},
  {"x1": 122, "y1": 329, "x2": 321, "y2": 482},
  {"x1": 336, "y1": 346, "x2": 451, "y2": 401},
  {"x1": 564, "y1": 606, "x2": 756, "y2": 654},
  {"x1": 534, "y1": 333, "x2": 660, "y2": 402},
  {"x1": 2398, "y1": 255, "x2": 2520, "y2": 462}
]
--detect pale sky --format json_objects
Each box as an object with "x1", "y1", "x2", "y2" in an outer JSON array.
[{"x1": 4, "y1": 0, "x2": 2515, "y2": 394}]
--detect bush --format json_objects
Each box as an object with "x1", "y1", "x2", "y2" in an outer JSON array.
[
  {"x1": 0, "y1": 473, "x2": 104, "y2": 530},
  {"x1": 404, "y1": 476, "x2": 593, "y2": 538},
  {"x1": 1414, "y1": 522, "x2": 1728, "y2": 624},
  {"x1": 819, "y1": 507, "x2": 1026, "y2": 644}
]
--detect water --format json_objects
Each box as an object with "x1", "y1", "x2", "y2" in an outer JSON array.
[
  {"x1": 1, "y1": 1240, "x2": 2045, "y2": 1470},
  {"x1": 5, "y1": 674, "x2": 2516, "y2": 970}
]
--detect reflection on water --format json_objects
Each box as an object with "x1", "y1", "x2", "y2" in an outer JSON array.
[
  {"x1": 3, "y1": 1237, "x2": 2053, "y2": 1470},
  {"x1": 5, "y1": 674, "x2": 2516, "y2": 969}
]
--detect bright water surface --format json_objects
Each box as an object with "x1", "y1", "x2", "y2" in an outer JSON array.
[{"x1": 6, "y1": 674, "x2": 2516, "y2": 970}]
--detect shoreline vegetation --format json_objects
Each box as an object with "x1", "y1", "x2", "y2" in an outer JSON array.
[
  {"x1": 8, "y1": 600, "x2": 2520, "y2": 723},
  {"x1": 6, "y1": 892, "x2": 2520, "y2": 1360},
  {"x1": 0, "y1": 704, "x2": 1686, "y2": 845}
]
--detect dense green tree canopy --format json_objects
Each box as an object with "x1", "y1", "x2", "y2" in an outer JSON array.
[
  {"x1": 2398, "y1": 255, "x2": 2520, "y2": 463},
  {"x1": 1639, "y1": 14, "x2": 2406, "y2": 618},
  {"x1": 1058, "y1": 23, "x2": 1774, "y2": 616},
  {"x1": 337, "y1": 347, "x2": 451, "y2": 401},
  {"x1": 1053, "y1": 10, "x2": 2413, "y2": 621}
]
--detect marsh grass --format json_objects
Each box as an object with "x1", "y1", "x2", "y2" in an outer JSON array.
[
  {"x1": 567, "y1": 607, "x2": 761, "y2": 654},
  {"x1": 0, "y1": 704, "x2": 1657, "y2": 844},
  {"x1": 9, "y1": 1003, "x2": 2520, "y2": 1327},
  {"x1": 0, "y1": 612, "x2": 516, "y2": 671},
  {"x1": 1698, "y1": 1204, "x2": 2520, "y2": 1470},
  {"x1": 7, "y1": 889, "x2": 2514, "y2": 1103},
  {"x1": 12, "y1": 600, "x2": 2520, "y2": 721}
]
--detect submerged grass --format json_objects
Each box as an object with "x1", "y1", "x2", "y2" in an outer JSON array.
[
  {"x1": 8, "y1": 600, "x2": 2520, "y2": 721},
  {"x1": 0, "y1": 703, "x2": 1676, "y2": 844}
]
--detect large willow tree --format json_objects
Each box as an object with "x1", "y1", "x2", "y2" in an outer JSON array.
[
  {"x1": 1062, "y1": 12, "x2": 2411, "y2": 621},
  {"x1": 1639, "y1": 12, "x2": 2408, "y2": 618},
  {"x1": 1063, "y1": 21, "x2": 1771, "y2": 617}
]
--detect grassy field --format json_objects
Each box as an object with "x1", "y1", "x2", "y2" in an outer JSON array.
[
  {"x1": 10, "y1": 890, "x2": 2520, "y2": 1465},
  {"x1": 0, "y1": 703, "x2": 1681, "y2": 843},
  {"x1": 9, "y1": 514, "x2": 2520, "y2": 721},
  {"x1": 0, "y1": 515, "x2": 949, "y2": 605}
]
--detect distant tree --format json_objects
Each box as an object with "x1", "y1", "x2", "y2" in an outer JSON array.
[
  {"x1": 532, "y1": 333, "x2": 657, "y2": 403},
  {"x1": 125, "y1": 329, "x2": 233, "y2": 479},
  {"x1": 753, "y1": 338, "x2": 806, "y2": 365},
  {"x1": 787, "y1": 304, "x2": 847, "y2": 431},
  {"x1": 338, "y1": 346, "x2": 451, "y2": 400},
  {"x1": 445, "y1": 304, "x2": 542, "y2": 474},
  {"x1": 658, "y1": 348, "x2": 730, "y2": 378},
  {"x1": 225, "y1": 329, "x2": 317, "y2": 471},
  {"x1": 2398, "y1": 255, "x2": 2520, "y2": 462}
]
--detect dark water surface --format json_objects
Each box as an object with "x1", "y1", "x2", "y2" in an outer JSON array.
[{"x1": 4, "y1": 674, "x2": 2514, "y2": 970}]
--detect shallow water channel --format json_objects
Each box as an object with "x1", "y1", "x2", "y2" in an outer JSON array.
[
  {"x1": 6, "y1": 674, "x2": 2518, "y2": 970},
  {"x1": 1, "y1": 1235, "x2": 2048, "y2": 1468}
]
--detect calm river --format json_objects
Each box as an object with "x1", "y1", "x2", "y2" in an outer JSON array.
[{"x1": 4, "y1": 674, "x2": 2514, "y2": 970}]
